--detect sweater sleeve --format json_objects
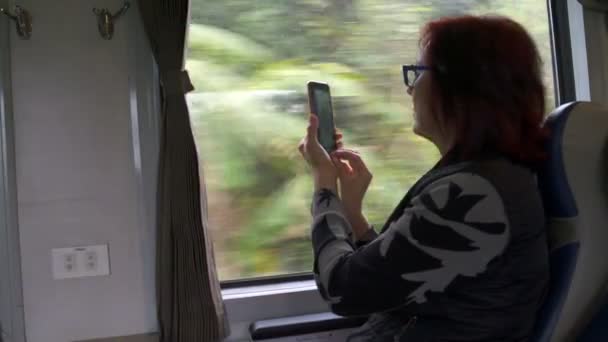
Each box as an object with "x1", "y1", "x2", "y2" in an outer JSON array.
[{"x1": 310, "y1": 173, "x2": 510, "y2": 317}]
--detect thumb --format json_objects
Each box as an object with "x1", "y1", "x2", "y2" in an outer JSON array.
[
  {"x1": 332, "y1": 156, "x2": 349, "y2": 177},
  {"x1": 308, "y1": 114, "x2": 319, "y2": 141}
]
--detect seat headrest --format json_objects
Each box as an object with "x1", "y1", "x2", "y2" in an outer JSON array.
[
  {"x1": 539, "y1": 102, "x2": 579, "y2": 219},
  {"x1": 540, "y1": 101, "x2": 608, "y2": 341},
  {"x1": 540, "y1": 100, "x2": 608, "y2": 220}
]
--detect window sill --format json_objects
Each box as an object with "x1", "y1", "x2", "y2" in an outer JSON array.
[
  {"x1": 222, "y1": 279, "x2": 330, "y2": 341},
  {"x1": 222, "y1": 279, "x2": 318, "y2": 300},
  {"x1": 250, "y1": 311, "x2": 366, "y2": 340}
]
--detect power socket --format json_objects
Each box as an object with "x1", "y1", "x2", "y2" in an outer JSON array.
[
  {"x1": 84, "y1": 250, "x2": 97, "y2": 271},
  {"x1": 52, "y1": 244, "x2": 110, "y2": 279}
]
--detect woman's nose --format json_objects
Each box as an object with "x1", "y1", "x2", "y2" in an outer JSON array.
[{"x1": 406, "y1": 85, "x2": 413, "y2": 96}]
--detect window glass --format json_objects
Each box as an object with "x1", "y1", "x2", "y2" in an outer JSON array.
[{"x1": 186, "y1": 0, "x2": 555, "y2": 281}]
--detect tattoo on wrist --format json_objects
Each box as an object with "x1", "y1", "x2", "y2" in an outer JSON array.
[{"x1": 317, "y1": 188, "x2": 337, "y2": 208}]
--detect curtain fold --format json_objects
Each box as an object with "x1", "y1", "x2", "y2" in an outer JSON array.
[{"x1": 137, "y1": 1, "x2": 229, "y2": 341}]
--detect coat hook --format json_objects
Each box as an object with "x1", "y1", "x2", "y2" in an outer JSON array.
[
  {"x1": 93, "y1": 1, "x2": 130, "y2": 40},
  {"x1": 0, "y1": 5, "x2": 32, "y2": 40}
]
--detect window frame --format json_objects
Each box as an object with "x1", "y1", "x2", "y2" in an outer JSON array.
[
  {"x1": 195, "y1": 0, "x2": 578, "y2": 290},
  {"x1": 221, "y1": 272, "x2": 313, "y2": 290},
  {"x1": 127, "y1": 1, "x2": 163, "y2": 332},
  {"x1": 132, "y1": 2, "x2": 580, "y2": 340},
  {"x1": 577, "y1": 0, "x2": 605, "y2": 104},
  {"x1": 0, "y1": 5, "x2": 26, "y2": 341},
  {"x1": 549, "y1": 0, "x2": 578, "y2": 104}
]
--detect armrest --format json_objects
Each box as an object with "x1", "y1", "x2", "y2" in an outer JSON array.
[{"x1": 250, "y1": 312, "x2": 368, "y2": 340}]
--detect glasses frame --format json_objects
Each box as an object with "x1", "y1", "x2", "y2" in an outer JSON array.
[{"x1": 402, "y1": 64, "x2": 433, "y2": 87}]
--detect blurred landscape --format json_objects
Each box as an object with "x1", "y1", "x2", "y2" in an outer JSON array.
[{"x1": 186, "y1": 0, "x2": 554, "y2": 280}]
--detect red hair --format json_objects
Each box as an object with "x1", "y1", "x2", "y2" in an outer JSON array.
[{"x1": 420, "y1": 16, "x2": 548, "y2": 165}]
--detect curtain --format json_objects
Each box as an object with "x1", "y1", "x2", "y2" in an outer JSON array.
[{"x1": 137, "y1": 1, "x2": 229, "y2": 341}]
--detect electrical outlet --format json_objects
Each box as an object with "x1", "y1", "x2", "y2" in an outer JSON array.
[
  {"x1": 84, "y1": 250, "x2": 97, "y2": 271},
  {"x1": 52, "y1": 244, "x2": 110, "y2": 279},
  {"x1": 64, "y1": 253, "x2": 77, "y2": 273}
]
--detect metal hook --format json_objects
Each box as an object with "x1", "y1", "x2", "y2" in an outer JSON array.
[
  {"x1": 0, "y1": 5, "x2": 32, "y2": 40},
  {"x1": 93, "y1": 1, "x2": 130, "y2": 40}
]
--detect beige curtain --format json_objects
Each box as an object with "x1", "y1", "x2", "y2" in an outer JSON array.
[{"x1": 137, "y1": 1, "x2": 229, "y2": 341}]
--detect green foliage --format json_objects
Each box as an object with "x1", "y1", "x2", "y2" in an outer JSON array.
[
  {"x1": 188, "y1": 24, "x2": 274, "y2": 68},
  {"x1": 249, "y1": 61, "x2": 367, "y2": 96}
]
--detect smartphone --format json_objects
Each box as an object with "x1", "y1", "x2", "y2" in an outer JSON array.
[{"x1": 307, "y1": 81, "x2": 337, "y2": 153}]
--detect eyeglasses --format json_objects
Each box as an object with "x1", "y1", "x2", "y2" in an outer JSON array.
[{"x1": 402, "y1": 64, "x2": 433, "y2": 88}]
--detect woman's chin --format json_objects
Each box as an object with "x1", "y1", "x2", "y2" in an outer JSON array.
[
  {"x1": 412, "y1": 124, "x2": 432, "y2": 141},
  {"x1": 412, "y1": 122, "x2": 422, "y2": 136}
]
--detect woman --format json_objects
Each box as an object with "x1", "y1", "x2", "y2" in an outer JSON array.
[{"x1": 298, "y1": 15, "x2": 549, "y2": 341}]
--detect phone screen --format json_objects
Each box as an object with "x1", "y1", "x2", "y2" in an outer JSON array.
[{"x1": 311, "y1": 87, "x2": 336, "y2": 153}]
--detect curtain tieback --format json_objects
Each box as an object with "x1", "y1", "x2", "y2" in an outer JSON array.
[{"x1": 161, "y1": 69, "x2": 194, "y2": 96}]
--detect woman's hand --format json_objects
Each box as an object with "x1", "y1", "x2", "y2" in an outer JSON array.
[
  {"x1": 298, "y1": 114, "x2": 339, "y2": 193},
  {"x1": 330, "y1": 149, "x2": 373, "y2": 217}
]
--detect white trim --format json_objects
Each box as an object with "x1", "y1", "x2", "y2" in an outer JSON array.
[
  {"x1": 126, "y1": 2, "x2": 161, "y2": 334},
  {"x1": 567, "y1": 0, "x2": 592, "y2": 101},
  {"x1": 222, "y1": 280, "x2": 318, "y2": 300},
  {"x1": 582, "y1": 6, "x2": 608, "y2": 105}
]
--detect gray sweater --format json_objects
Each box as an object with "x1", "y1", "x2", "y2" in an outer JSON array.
[{"x1": 310, "y1": 156, "x2": 549, "y2": 341}]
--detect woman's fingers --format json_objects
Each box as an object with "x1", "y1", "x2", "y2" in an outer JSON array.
[
  {"x1": 334, "y1": 129, "x2": 344, "y2": 149},
  {"x1": 334, "y1": 129, "x2": 343, "y2": 149},
  {"x1": 303, "y1": 115, "x2": 318, "y2": 149},
  {"x1": 336, "y1": 136, "x2": 344, "y2": 149},
  {"x1": 332, "y1": 150, "x2": 371, "y2": 178},
  {"x1": 298, "y1": 137, "x2": 309, "y2": 162},
  {"x1": 331, "y1": 149, "x2": 366, "y2": 171},
  {"x1": 339, "y1": 148, "x2": 360, "y2": 155},
  {"x1": 332, "y1": 156, "x2": 351, "y2": 176},
  {"x1": 307, "y1": 114, "x2": 319, "y2": 142}
]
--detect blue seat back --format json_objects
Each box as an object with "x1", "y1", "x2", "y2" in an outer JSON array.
[
  {"x1": 532, "y1": 101, "x2": 608, "y2": 341},
  {"x1": 532, "y1": 102, "x2": 581, "y2": 342}
]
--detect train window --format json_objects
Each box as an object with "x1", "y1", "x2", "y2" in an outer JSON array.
[{"x1": 186, "y1": 1, "x2": 555, "y2": 282}]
